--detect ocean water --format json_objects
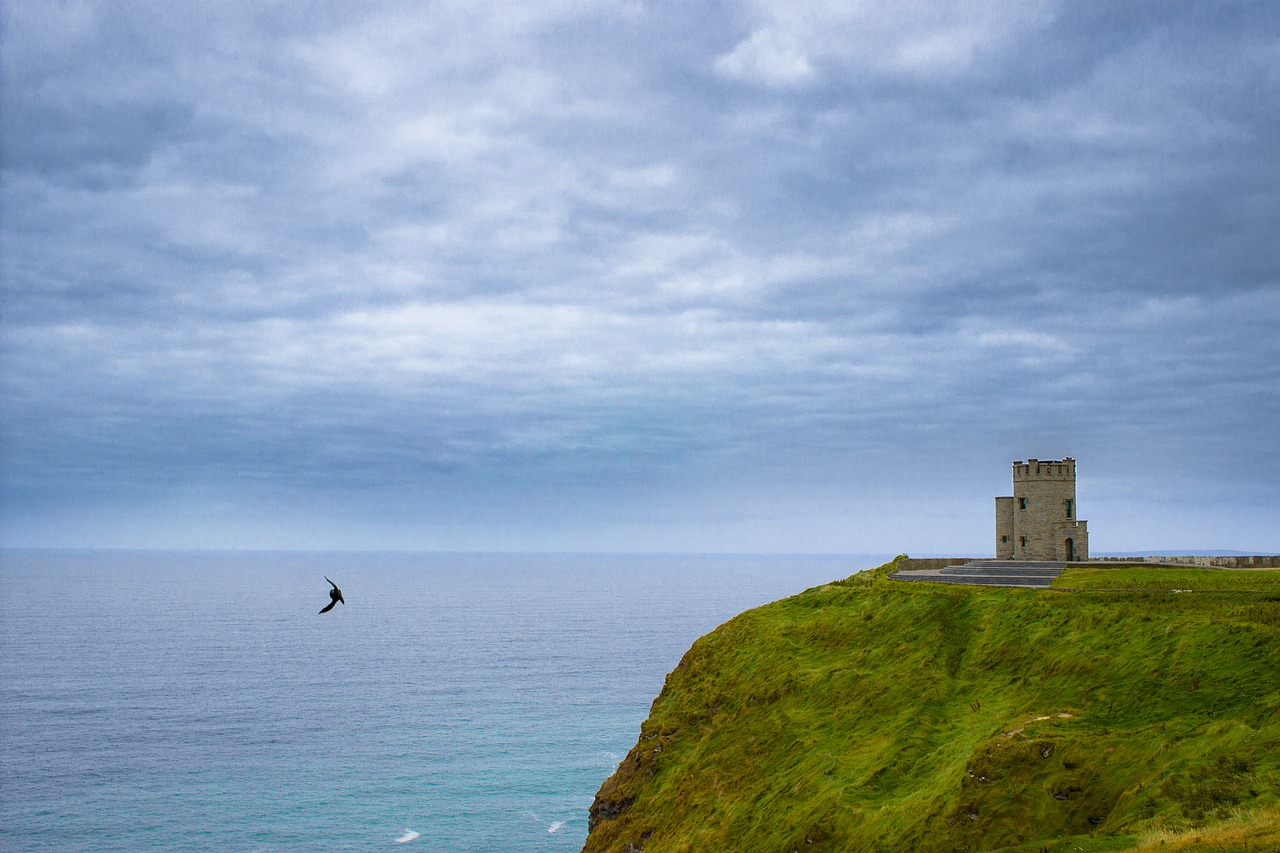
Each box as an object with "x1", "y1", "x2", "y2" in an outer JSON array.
[{"x1": 0, "y1": 550, "x2": 888, "y2": 852}]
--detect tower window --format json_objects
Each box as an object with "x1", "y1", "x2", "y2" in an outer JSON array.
[
  {"x1": 1065, "y1": 499, "x2": 1073, "y2": 518},
  {"x1": 1001, "y1": 535, "x2": 1009, "y2": 543},
  {"x1": 1019, "y1": 498, "x2": 1027, "y2": 510},
  {"x1": 1019, "y1": 536, "x2": 1027, "y2": 548}
]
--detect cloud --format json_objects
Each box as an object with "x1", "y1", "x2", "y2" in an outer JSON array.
[
  {"x1": 713, "y1": 0, "x2": 1055, "y2": 87},
  {"x1": 2, "y1": 0, "x2": 1278, "y2": 551},
  {"x1": 715, "y1": 26, "x2": 817, "y2": 87}
]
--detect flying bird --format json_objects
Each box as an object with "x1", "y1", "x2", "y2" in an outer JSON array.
[{"x1": 319, "y1": 576, "x2": 345, "y2": 614}]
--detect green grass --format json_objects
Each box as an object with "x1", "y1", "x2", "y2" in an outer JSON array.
[
  {"x1": 583, "y1": 558, "x2": 1280, "y2": 853},
  {"x1": 1056, "y1": 564, "x2": 1280, "y2": 594}
]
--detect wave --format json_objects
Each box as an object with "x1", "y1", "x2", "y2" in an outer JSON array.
[
  {"x1": 394, "y1": 829, "x2": 421, "y2": 843},
  {"x1": 524, "y1": 811, "x2": 571, "y2": 834}
]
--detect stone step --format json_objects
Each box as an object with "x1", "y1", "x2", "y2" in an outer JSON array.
[
  {"x1": 941, "y1": 566, "x2": 1062, "y2": 574},
  {"x1": 889, "y1": 559, "x2": 1068, "y2": 589},
  {"x1": 959, "y1": 561, "x2": 1066, "y2": 569},
  {"x1": 893, "y1": 575, "x2": 1055, "y2": 587}
]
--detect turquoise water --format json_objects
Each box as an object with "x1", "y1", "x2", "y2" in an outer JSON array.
[{"x1": 0, "y1": 550, "x2": 885, "y2": 851}]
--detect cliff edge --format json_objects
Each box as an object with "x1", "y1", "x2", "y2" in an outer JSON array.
[{"x1": 583, "y1": 558, "x2": 1280, "y2": 853}]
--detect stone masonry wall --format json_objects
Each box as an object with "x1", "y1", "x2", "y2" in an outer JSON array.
[
  {"x1": 995, "y1": 496, "x2": 1015, "y2": 559},
  {"x1": 1053, "y1": 520, "x2": 1088, "y2": 562},
  {"x1": 1011, "y1": 458, "x2": 1080, "y2": 561},
  {"x1": 896, "y1": 558, "x2": 981, "y2": 571}
]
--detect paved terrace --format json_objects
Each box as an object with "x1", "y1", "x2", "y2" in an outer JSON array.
[{"x1": 890, "y1": 560, "x2": 1067, "y2": 589}]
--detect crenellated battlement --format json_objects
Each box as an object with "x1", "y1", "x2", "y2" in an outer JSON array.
[{"x1": 1012, "y1": 458, "x2": 1076, "y2": 481}]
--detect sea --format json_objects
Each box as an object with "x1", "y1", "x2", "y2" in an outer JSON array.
[{"x1": 0, "y1": 550, "x2": 889, "y2": 852}]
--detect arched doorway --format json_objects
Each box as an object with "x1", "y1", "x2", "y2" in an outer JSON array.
[{"x1": 1065, "y1": 538, "x2": 1075, "y2": 561}]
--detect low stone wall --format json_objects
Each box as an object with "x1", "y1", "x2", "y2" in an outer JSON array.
[
  {"x1": 1090, "y1": 555, "x2": 1280, "y2": 569},
  {"x1": 901, "y1": 555, "x2": 1280, "y2": 571},
  {"x1": 897, "y1": 558, "x2": 977, "y2": 571}
]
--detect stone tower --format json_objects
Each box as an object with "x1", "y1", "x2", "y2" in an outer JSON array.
[{"x1": 995, "y1": 458, "x2": 1088, "y2": 561}]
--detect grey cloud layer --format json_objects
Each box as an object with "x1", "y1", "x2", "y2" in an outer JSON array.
[{"x1": 3, "y1": 0, "x2": 1277, "y2": 550}]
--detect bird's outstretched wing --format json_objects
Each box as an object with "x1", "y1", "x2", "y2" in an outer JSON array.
[{"x1": 319, "y1": 576, "x2": 344, "y2": 613}]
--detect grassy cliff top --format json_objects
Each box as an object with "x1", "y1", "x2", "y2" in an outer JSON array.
[{"x1": 583, "y1": 559, "x2": 1280, "y2": 853}]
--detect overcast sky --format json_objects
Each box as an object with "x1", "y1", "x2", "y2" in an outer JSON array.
[{"x1": 2, "y1": 0, "x2": 1277, "y2": 554}]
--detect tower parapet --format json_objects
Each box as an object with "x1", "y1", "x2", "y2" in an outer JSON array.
[{"x1": 1012, "y1": 458, "x2": 1077, "y2": 481}]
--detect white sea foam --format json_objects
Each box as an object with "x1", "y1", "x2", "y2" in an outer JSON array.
[
  {"x1": 525, "y1": 812, "x2": 570, "y2": 834},
  {"x1": 394, "y1": 829, "x2": 420, "y2": 843}
]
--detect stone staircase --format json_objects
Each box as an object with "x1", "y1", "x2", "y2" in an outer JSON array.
[{"x1": 890, "y1": 560, "x2": 1067, "y2": 588}]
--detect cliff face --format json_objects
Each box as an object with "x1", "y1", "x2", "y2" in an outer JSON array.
[{"x1": 582, "y1": 560, "x2": 1280, "y2": 853}]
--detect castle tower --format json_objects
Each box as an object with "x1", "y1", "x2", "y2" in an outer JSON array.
[{"x1": 995, "y1": 458, "x2": 1088, "y2": 561}]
